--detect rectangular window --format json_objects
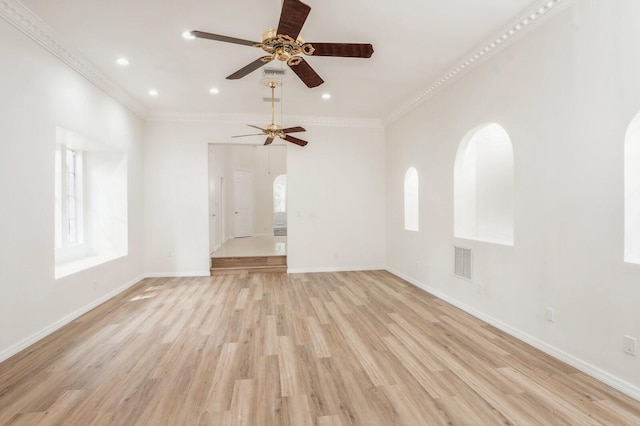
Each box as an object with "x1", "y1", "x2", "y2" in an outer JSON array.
[
  {"x1": 54, "y1": 127, "x2": 128, "y2": 278},
  {"x1": 55, "y1": 146, "x2": 84, "y2": 250}
]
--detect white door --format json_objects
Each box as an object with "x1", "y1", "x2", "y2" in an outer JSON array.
[
  {"x1": 217, "y1": 177, "x2": 225, "y2": 247},
  {"x1": 233, "y1": 170, "x2": 253, "y2": 238},
  {"x1": 208, "y1": 188, "x2": 217, "y2": 254},
  {"x1": 208, "y1": 147, "x2": 217, "y2": 254},
  {"x1": 209, "y1": 176, "x2": 224, "y2": 253}
]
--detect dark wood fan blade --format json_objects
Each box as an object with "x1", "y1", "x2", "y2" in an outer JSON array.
[
  {"x1": 191, "y1": 31, "x2": 259, "y2": 47},
  {"x1": 307, "y1": 43, "x2": 374, "y2": 58},
  {"x1": 247, "y1": 124, "x2": 266, "y2": 132},
  {"x1": 283, "y1": 134, "x2": 308, "y2": 146},
  {"x1": 281, "y1": 126, "x2": 306, "y2": 133},
  {"x1": 232, "y1": 134, "x2": 265, "y2": 138},
  {"x1": 264, "y1": 137, "x2": 275, "y2": 146},
  {"x1": 227, "y1": 56, "x2": 273, "y2": 80},
  {"x1": 288, "y1": 57, "x2": 324, "y2": 88},
  {"x1": 277, "y1": 0, "x2": 311, "y2": 40}
]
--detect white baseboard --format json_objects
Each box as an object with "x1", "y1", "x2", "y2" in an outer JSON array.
[
  {"x1": 385, "y1": 268, "x2": 640, "y2": 402},
  {"x1": 144, "y1": 271, "x2": 211, "y2": 278},
  {"x1": 0, "y1": 274, "x2": 145, "y2": 363},
  {"x1": 287, "y1": 265, "x2": 385, "y2": 274}
]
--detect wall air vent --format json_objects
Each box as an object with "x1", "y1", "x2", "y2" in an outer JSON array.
[
  {"x1": 454, "y1": 247, "x2": 472, "y2": 280},
  {"x1": 263, "y1": 68, "x2": 286, "y2": 77}
]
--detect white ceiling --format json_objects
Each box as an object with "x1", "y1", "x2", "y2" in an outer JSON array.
[{"x1": 18, "y1": 0, "x2": 555, "y2": 121}]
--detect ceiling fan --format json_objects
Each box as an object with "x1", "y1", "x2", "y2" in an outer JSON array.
[
  {"x1": 189, "y1": 0, "x2": 374, "y2": 88},
  {"x1": 232, "y1": 81, "x2": 308, "y2": 147}
]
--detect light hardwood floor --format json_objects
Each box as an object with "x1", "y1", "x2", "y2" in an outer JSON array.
[{"x1": 1, "y1": 271, "x2": 639, "y2": 425}]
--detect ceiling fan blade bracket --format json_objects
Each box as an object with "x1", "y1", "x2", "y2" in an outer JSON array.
[
  {"x1": 301, "y1": 43, "x2": 315, "y2": 56},
  {"x1": 287, "y1": 56, "x2": 302, "y2": 66}
]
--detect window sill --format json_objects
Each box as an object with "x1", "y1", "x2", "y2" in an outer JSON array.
[
  {"x1": 454, "y1": 235, "x2": 514, "y2": 247},
  {"x1": 55, "y1": 254, "x2": 125, "y2": 280}
]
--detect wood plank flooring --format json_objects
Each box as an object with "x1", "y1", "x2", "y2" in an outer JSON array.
[{"x1": 1, "y1": 271, "x2": 639, "y2": 425}]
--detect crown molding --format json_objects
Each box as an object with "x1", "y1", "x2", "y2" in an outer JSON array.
[
  {"x1": 383, "y1": 0, "x2": 578, "y2": 126},
  {"x1": 0, "y1": 0, "x2": 148, "y2": 119},
  {"x1": 147, "y1": 112, "x2": 384, "y2": 128},
  {"x1": 2, "y1": 0, "x2": 576, "y2": 128}
]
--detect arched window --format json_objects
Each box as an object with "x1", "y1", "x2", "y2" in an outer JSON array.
[
  {"x1": 454, "y1": 123, "x2": 514, "y2": 245},
  {"x1": 404, "y1": 167, "x2": 419, "y2": 231},
  {"x1": 273, "y1": 174, "x2": 287, "y2": 213},
  {"x1": 273, "y1": 174, "x2": 287, "y2": 236},
  {"x1": 625, "y1": 112, "x2": 640, "y2": 263}
]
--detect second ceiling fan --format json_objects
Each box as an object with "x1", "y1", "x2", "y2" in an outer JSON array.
[
  {"x1": 232, "y1": 81, "x2": 309, "y2": 147},
  {"x1": 190, "y1": 0, "x2": 374, "y2": 88}
]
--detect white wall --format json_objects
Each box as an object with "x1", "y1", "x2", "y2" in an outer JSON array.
[
  {"x1": 287, "y1": 126, "x2": 386, "y2": 272},
  {"x1": 145, "y1": 121, "x2": 386, "y2": 275},
  {"x1": 0, "y1": 19, "x2": 145, "y2": 361},
  {"x1": 386, "y1": 0, "x2": 640, "y2": 397},
  {"x1": 143, "y1": 121, "x2": 210, "y2": 276}
]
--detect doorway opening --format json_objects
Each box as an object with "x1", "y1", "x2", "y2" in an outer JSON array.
[{"x1": 208, "y1": 143, "x2": 287, "y2": 263}]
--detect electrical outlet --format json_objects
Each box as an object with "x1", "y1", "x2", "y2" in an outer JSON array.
[
  {"x1": 623, "y1": 335, "x2": 637, "y2": 356},
  {"x1": 545, "y1": 307, "x2": 555, "y2": 322}
]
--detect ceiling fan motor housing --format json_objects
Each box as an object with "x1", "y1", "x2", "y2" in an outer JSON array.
[{"x1": 260, "y1": 28, "x2": 315, "y2": 63}]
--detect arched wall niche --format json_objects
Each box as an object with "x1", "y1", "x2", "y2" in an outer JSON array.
[
  {"x1": 454, "y1": 123, "x2": 514, "y2": 245},
  {"x1": 625, "y1": 111, "x2": 640, "y2": 263}
]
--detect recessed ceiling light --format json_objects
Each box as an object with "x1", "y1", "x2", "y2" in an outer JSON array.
[
  {"x1": 115, "y1": 57, "x2": 129, "y2": 66},
  {"x1": 209, "y1": 87, "x2": 220, "y2": 95},
  {"x1": 182, "y1": 31, "x2": 195, "y2": 40},
  {"x1": 148, "y1": 89, "x2": 159, "y2": 96},
  {"x1": 321, "y1": 93, "x2": 331, "y2": 100}
]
